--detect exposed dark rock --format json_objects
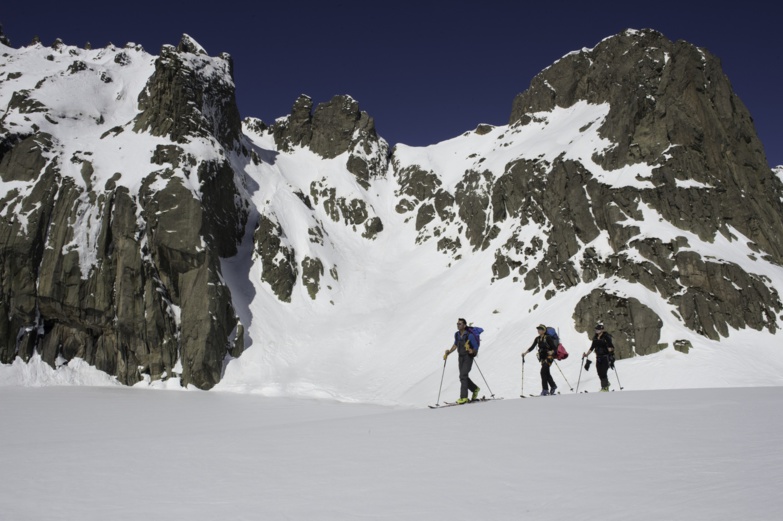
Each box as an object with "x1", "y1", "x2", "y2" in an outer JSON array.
[
  {"x1": 272, "y1": 94, "x2": 389, "y2": 188},
  {"x1": 271, "y1": 95, "x2": 313, "y2": 152},
  {"x1": 310, "y1": 179, "x2": 379, "y2": 237},
  {"x1": 0, "y1": 134, "x2": 52, "y2": 182},
  {"x1": 114, "y1": 52, "x2": 131, "y2": 65},
  {"x1": 196, "y1": 159, "x2": 247, "y2": 258},
  {"x1": 243, "y1": 117, "x2": 268, "y2": 136},
  {"x1": 510, "y1": 29, "x2": 783, "y2": 262},
  {"x1": 0, "y1": 161, "x2": 60, "y2": 363},
  {"x1": 454, "y1": 170, "x2": 492, "y2": 250},
  {"x1": 362, "y1": 216, "x2": 383, "y2": 240},
  {"x1": 0, "y1": 37, "x2": 246, "y2": 389},
  {"x1": 230, "y1": 321, "x2": 244, "y2": 358},
  {"x1": 253, "y1": 214, "x2": 297, "y2": 303},
  {"x1": 672, "y1": 252, "x2": 780, "y2": 339},
  {"x1": 7, "y1": 90, "x2": 47, "y2": 114},
  {"x1": 573, "y1": 289, "x2": 665, "y2": 359},
  {"x1": 395, "y1": 165, "x2": 441, "y2": 207},
  {"x1": 475, "y1": 124, "x2": 494, "y2": 135},
  {"x1": 134, "y1": 36, "x2": 242, "y2": 151},
  {"x1": 0, "y1": 25, "x2": 10, "y2": 47},
  {"x1": 673, "y1": 339, "x2": 692, "y2": 354},
  {"x1": 67, "y1": 61, "x2": 88, "y2": 74},
  {"x1": 416, "y1": 203, "x2": 436, "y2": 231},
  {"x1": 302, "y1": 256, "x2": 324, "y2": 299}
]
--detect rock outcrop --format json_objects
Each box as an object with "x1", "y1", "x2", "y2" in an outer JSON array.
[
  {"x1": 503, "y1": 29, "x2": 783, "y2": 347},
  {"x1": 0, "y1": 34, "x2": 246, "y2": 388},
  {"x1": 271, "y1": 94, "x2": 389, "y2": 188}
]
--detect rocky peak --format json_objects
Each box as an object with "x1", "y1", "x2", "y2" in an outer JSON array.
[
  {"x1": 133, "y1": 35, "x2": 242, "y2": 150},
  {"x1": 0, "y1": 33, "x2": 247, "y2": 390},
  {"x1": 509, "y1": 28, "x2": 783, "y2": 261},
  {"x1": 0, "y1": 24, "x2": 10, "y2": 47},
  {"x1": 271, "y1": 94, "x2": 389, "y2": 187},
  {"x1": 177, "y1": 33, "x2": 207, "y2": 55}
]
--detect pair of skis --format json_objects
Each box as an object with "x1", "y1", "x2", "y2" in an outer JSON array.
[
  {"x1": 428, "y1": 396, "x2": 503, "y2": 409},
  {"x1": 522, "y1": 391, "x2": 560, "y2": 398}
]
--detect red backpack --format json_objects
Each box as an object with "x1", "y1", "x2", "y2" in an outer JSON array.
[{"x1": 545, "y1": 326, "x2": 568, "y2": 360}]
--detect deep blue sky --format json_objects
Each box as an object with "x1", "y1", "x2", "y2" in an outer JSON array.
[{"x1": 3, "y1": 1, "x2": 781, "y2": 166}]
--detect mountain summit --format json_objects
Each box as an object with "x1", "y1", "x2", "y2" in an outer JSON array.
[{"x1": 1, "y1": 29, "x2": 781, "y2": 397}]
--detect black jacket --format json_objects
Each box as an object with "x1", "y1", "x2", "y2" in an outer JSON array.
[
  {"x1": 529, "y1": 334, "x2": 557, "y2": 361},
  {"x1": 590, "y1": 332, "x2": 614, "y2": 358}
]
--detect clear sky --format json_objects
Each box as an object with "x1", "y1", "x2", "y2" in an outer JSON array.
[{"x1": 2, "y1": 1, "x2": 781, "y2": 166}]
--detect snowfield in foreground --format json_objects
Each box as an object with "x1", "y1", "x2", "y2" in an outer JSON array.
[{"x1": 1, "y1": 385, "x2": 781, "y2": 521}]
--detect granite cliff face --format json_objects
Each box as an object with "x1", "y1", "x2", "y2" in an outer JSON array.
[
  {"x1": 505, "y1": 29, "x2": 783, "y2": 350},
  {"x1": 1, "y1": 28, "x2": 781, "y2": 388},
  {"x1": 0, "y1": 34, "x2": 246, "y2": 388}
]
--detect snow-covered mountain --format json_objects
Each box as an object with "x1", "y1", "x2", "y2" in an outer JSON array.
[{"x1": 1, "y1": 28, "x2": 782, "y2": 403}]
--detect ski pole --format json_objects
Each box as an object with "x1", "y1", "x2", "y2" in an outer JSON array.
[
  {"x1": 575, "y1": 355, "x2": 584, "y2": 393},
  {"x1": 553, "y1": 360, "x2": 573, "y2": 391},
  {"x1": 520, "y1": 354, "x2": 525, "y2": 398},
  {"x1": 472, "y1": 359, "x2": 495, "y2": 398},
  {"x1": 435, "y1": 359, "x2": 447, "y2": 406},
  {"x1": 612, "y1": 360, "x2": 624, "y2": 390}
]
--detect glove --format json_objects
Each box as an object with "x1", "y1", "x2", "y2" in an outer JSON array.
[
  {"x1": 584, "y1": 359, "x2": 592, "y2": 371},
  {"x1": 443, "y1": 350, "x2": 450, "y2": 360},
  {"x1": 609, "y1": 355, "x2": 615, "y2": 369}
]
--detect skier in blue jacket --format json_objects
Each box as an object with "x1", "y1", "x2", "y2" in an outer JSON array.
[{"x1": 443, "y1": 318, "x2": 480, "y2": 404}]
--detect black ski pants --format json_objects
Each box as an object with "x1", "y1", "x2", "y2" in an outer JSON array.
[
  {"x1": 596, "y1": 356, "x2": 610, "y2": 388},
  {"x1": 540, "y1": 360, "x2": 556, "y2": 392},
  {"x1": 459, "y1": 354, "x2": 478, "y2": 399}
]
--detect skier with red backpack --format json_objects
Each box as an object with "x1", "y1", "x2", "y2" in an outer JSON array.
[
  {"x1": 443, "y1": 318, "x2": 481, "y2": 404},
  {"x1": 522, "y1": 324, "x2": 559, "y2": 395}
]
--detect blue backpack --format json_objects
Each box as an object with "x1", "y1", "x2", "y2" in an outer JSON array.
[
  {"x1": 545, "y1": 326, "x2": 559, "y2": 345},
  {"x1": 456, "y1": 326, "x2": 484, "y2": 356}
]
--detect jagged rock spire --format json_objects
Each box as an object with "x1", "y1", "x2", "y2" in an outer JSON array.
[{"x1": 0, "y1": 24, "x2": 10, "y2": 47}]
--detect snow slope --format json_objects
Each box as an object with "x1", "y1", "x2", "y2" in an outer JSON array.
[
  {"x1": 1, "y1": 385, "x2": 781, "y2": 521},
  {"x1": 210, "y1": 104, "x2": 783, "y2": 406}
]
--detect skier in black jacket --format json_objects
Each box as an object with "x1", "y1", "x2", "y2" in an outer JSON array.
[
  {"x1": 522, "y1": 324, "x2": 558, "y2": 395},
  {"x1": 583, "y1": 324, "x2": 615, "y2": 391}
]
